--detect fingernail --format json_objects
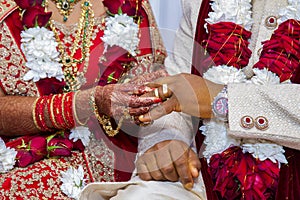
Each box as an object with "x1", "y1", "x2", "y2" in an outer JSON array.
[
  {"x1": 138, "y1": 115, "x2": 144, "y2": 121},
  {"x1": 154, "y1": 98, "x2": 162, "y2": 103},
  {"x1": 190, "y1": 167, "x2": 199, "y2": 178},
  {"x1": 184, "y1": 182, "x2": 193, "y2": 190}
]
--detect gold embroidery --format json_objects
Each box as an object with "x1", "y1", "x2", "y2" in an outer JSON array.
[
  {"x1": 0, "y1": 1, "x2": 16, "y2": 22},
  {"x1": 85, "y1": 135, "x2": 115, "y2": 182},
  {"x1": 0, "y1": 21, "x2": 39, "y2": 96}
]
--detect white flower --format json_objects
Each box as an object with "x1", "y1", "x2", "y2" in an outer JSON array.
[
  {"x1": 101, "y1": 14, "x2": 140, "y2": 56},
  {"x1": 206, "y1": 0, "x2": 253, "y2": 31},
  {"x1": 69, "y1": 126, "x2": 91, "y2": 147},
  {"x1": 251, "y1": 68, "x2": 280, "y2": 85},
  {"x1": 278, "y1": 0, "x2": 300, "y2": 23},
  {"x1": 0, "y1": 138, "x2": 17, "y2": 173},
  {"x1": 203, "y1": 65, "x2": 247, "y2": 84},
  {"x1": 60, "y1": 165, "x2": 86, "y2": 199},
  {"x1": 21, "y1": 27, "x2": 64, "y2": 82},
  {"x1": 200, "y1": 119, "x2": 240, "y2": 161},
  {"x1": 242, "y1": 143, "x2": 288, "y2": 167}
]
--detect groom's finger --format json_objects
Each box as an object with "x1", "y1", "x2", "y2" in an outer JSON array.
[
  {"x1": 139, "y1": 97, "x2": 179, "y2": 122},
  {"x1": 168, "y1": 142, "x2": 194, "y2": 190},
  {"x1": 136, "y1": 160, "x2": 152, "y2": 181},
  {"x1": 188, "y1": 149, "x2": 201, "y2": 179}
]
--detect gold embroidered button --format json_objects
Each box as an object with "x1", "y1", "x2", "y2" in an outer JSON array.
[
  {"x1": 265, "y1": 16, "x2": 278, "y2": 29},
  {"x1": 255, "y1": 116, "x2": 269, "y2": 130},
  {"x1": 240, "y1": 116, "x2": 254, "y2": 129}
]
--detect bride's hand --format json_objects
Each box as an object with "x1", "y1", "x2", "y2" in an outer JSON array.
[
  {"x1": 138, "y1": 73, "x2": 223, "y2": 122},
  {"x1": 128, "y1": 69, "x2": 168, "y2": 85},
  {"x1": 94, "y1": 83, "x2": 161, "y2": 119}
]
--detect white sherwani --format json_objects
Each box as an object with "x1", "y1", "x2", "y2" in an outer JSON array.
[{"x1": 80, "y1": 0, "x2": 300, "y2": 199}]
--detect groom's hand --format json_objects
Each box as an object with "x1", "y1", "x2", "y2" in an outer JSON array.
[{"x1": 136, "y1": 140, "x2": 201, "y2": 190}]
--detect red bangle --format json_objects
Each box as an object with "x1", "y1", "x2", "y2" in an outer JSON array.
[
  {"x1": 53, "y1": 94, "x2": 68, "y2": 129},
  {"x1": 62, "y1": 92, "x2": 75, "y2": 128},
  {"x1": 34, "y1": 96, "x2": 52, "y2": 132}
]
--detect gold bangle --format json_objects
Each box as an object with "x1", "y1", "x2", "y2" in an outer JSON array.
[
  {"x1": 73, "y1": 90, "x2": 89, "y2": 126},
  {"x1": 49, "y1": 94, "x2": 61, "y2": 129},
  {"x1": 32, "y1": 97, "x2": 42, "y2": 131},
  {"x1": 89, "y1": 88, "x2": 124, "y2": 137}
]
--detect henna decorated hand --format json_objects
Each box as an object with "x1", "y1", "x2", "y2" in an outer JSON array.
[
  {"x1": 128, "y1": 69, "x2": 168, "y2": 85},
  {"x1": 94, "y1": 83, "x2": 162, "y2": 118}
]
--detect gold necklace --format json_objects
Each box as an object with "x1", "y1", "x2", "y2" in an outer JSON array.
[
  {"x1": 50, "y1": 0, "x2": 95, "y2": 92},
  {"x1": 51, "y1": 0, "x2": 81, "y2": 22}
]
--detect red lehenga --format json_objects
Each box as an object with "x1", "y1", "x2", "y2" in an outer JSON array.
[
  {"x1": 193, "y1": 0, "x2": 300, "y2": 199},
  {"x1": 0, "y1": 0, "x2": 166, "y2": 199}
]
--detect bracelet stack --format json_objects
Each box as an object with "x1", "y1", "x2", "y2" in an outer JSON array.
[{"x1": 32, "y1": 93, "x2": 75, "y2": 131}]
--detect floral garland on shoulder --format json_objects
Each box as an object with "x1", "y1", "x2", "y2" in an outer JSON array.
[
  {"x1": 0, "y1": 0, "x2": 142, "y2": 199},
  {"x1": 200, "y1": 0, "x2": 300, "y2": 199}
]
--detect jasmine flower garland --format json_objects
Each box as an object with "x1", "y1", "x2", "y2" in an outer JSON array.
[
  {"x1": 0, "y1": 138, "x2": 17, "y2": 173},
  {"x1": 69, "y1": 126, "x2": 91, "y2": 147},
  {"x1": 21, "y1": 26, "x2": 64, "y2": 82},
  {"x1": 101, "y1": 13, "x2": 140, "y2": 56},
  {"x1": 60, "y1": 165, "x2": 86, "y2": 200}
]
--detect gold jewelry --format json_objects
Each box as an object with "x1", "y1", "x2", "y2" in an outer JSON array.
[
  {"x1": 32, "y1": 98, "x2": 42, "y2": 131},
  {"x1": 89, "y1": 88, "x2": 124, "y2": 137},
  {"x1": 51, "y1": 0, "x2": 81, "y2": 22},
  {"x1": 72, "y1": 91, "x2": 89, "y2": 126},
  {"x1": 50, "y1": 0, "x2": 95, "y2": 92}
]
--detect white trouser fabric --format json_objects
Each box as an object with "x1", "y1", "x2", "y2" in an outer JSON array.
[{"x1": 79, "y1": 174, "x2": 207, "y2": 200}]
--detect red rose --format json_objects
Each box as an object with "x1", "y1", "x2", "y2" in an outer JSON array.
[
  {"x1": 209, "y1": 146, "x2": 279, "y2": 200},
  {"x1": 203, "y1": 22, "x2": 252, "y2": 69},
  {"x1": 47, "y1": 137, "x2": 73, "y2": 157},
  {"x1": 103, "y1": 0, "x2": 141, "y2": 16},
  {"x1": 14, "y1": 0, "x2": 43, "y2": 9},
  {"x1": 103, "y1": 0, "x2": 123, "y2": 14},
  {"x1": 209, "y1": 147, "x2": 242, "y2": 199},
  {"x1": 29, "y1": 136, "x2": 48, "y2": 158},
  {"x1": 16, "y1": 150, "x2": 34, "y2": 167},
  {"x1": 15, "y1": 136, "x2": 47, "y2": 167},
  {"x1": 63, "y1": 132, "x2": 85, "y2": 151},
  {"x1": 22, "y1": 5, "x2": 52, "y2": 28}
]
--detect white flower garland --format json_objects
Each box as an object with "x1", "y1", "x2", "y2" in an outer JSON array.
[
  {"x1": 21, "y1": 27, "x2": 64, "y2": 82},
  {"x1": 21, "y1": 14, "x2": 140, "y2": 82},
  {"x1": 60, "y1": 165, "x2": 86, "y2": 200},
  {"x1": 200, "y1": 0, "x2": 300, "y2": 165},
  {"x1": 101, "y1": 14, "x2": 140, "y2": 56},
  {"x1": 205, "y1": 0, "x2": 253, "y2": 31},
  {"x1": 0, "y1": 138, "x2": 17, "y2": 173},
  {"x1": 69, "y1": 126, "x2": 91, "y2": 147}
]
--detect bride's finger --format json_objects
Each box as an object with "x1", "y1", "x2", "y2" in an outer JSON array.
[{"x1": 128, "y1": 107, "x2": 150, "y2": 116}]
